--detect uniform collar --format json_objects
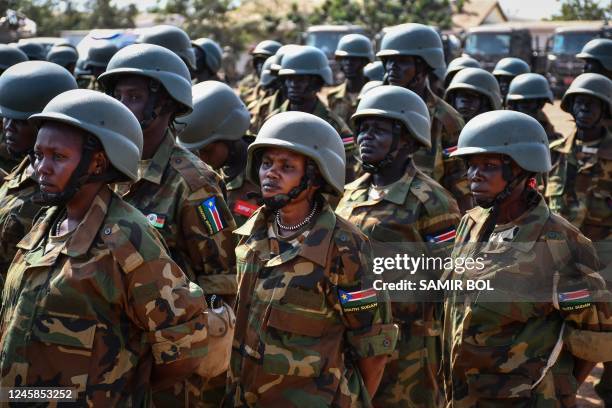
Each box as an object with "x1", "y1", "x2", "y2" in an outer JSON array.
[
  {"x1": 224, "y1": 169, "x2": 246, "y2": 191},
  {"x1": 328, "y1": 81, "x2": 347, "y2": 99},
  {"x1": 344, "y1": 162, "x2": 417, "y2": 206},
  {"x1": 4, "y1": 156, "x2": 35, "y2": 190},
  {"x1": 234, "y1": 200, "x2": 337, "y2": 267},
  {"x1": 17, "y1": 187, "x2": 112, "y2": 258},
  {"x1": 139, "y1": 130, "x2": 175, "y2": 185},
  {"x1": 278, "y1": 97, "x2": 328, "y2": 116}
]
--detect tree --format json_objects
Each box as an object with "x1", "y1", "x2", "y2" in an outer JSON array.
[{"x1": 552, "y1": 0, "x2": 610, "y2": 21}]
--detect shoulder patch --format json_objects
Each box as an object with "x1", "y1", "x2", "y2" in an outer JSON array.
[
  {"x1": 558, "y1": 286, "x2": 592, "y2": 312},
  {"x1": 197, "y1": 196, "x2": 229, "y2": 235},
  {"x1": 338, "y1": 287, "x2": 378, "y2": 313}
]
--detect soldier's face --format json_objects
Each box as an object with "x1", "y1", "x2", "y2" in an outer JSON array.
[
  {"x1": 113, "y1": 76, "x2": 151, "y2": 122},
  {"x1": 452, "y1": 90, "x2": 484, "y2": 122},
  {"x1": 507, "y1": 99, "x2": 541, "y2": 119},
  {"x1": 198, "y1": 141, "x2": 229, "y2": 170},
  {"x1": 285, "y1": 75, "x2": 319, "y2": 105},
  {"x1": 467, "y1": 154, "x2": 508, "y2": 207},
  {"x1": 572, "y1": 94, "x2": 604, "y2": 129},
  {"x1": 384, "y1": 56, "x2": 417, "y2": 88},
  {"x1": 495, "y1": 75, "x2": 513, "y2": 98},
  {"x1": 2, "y1": 117, "x2": 37, "y2": 158},
  {"x1": 33, "y1": 122, "x2": 86, "y2": 195},
  {"x1": 259, "y1": 148, "x2": 307, "y2": 198},
  {"x1": 357, "y1": 117, "x2": 395, "y2": 164},
  {"x1": 339, "y1": 57, "x2": 368, "y2": 79}
]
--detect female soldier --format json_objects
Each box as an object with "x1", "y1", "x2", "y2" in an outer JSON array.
[
  {"x1": 226, "y1": 111, "x2": 398, "y2": 407},
  {"x1": 0, "y1": 89, "x2": 213, "y2": 406},
  {"x1": 444, "y1": 110, "x2": 612, "y2": 407}
]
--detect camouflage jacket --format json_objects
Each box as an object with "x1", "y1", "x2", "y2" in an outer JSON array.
[
  {"x1": 336, "y1": 162, "x2": 460, "y2": 407},
  {"x1": 227, "y1": 202, "x2": 398, "y2": 407},
  {"x1": 326, "y1": 81, "x2": 360, "y2": 131},
  {"x1": 412, "y1": 86, "x2": 470, "y2": 212},
  {"x1": 546, "y1": 127, "x2": 611, "y2": 234},
  {"x1": 238, "y1": 73, "x2": 259, "y2": 102},
  {"x1": 0, "y1": 187, "x2": 209, "y2": 406},
  {"x1": 443, "y1": 194, "x2": 612, "y2": 407},
  {"x1": 114, "y1": 131, "x2": 237, "y2": 295},
  {"x1": 0, "y1": 132, "x2": 18, "y2": 175},
  {"x1": 249, "y1": 89, "x2": 284, "y2": 135},
  {"x1": 0, "y1": 157, "x2": 40, "y2": 277},
  {"x1": 223, "y1": 168, "x2": 260, "y2": 228},
  {"x1": 269, "y1": 98, "x2": 361, "y2": 185}
]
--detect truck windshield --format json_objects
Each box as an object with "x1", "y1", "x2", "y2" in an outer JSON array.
[
  {"x1": 465, "y1": 33, "x2": 511, "y2": 55},
  {"x1": 551, "y1": 32, "x2": 596, "y2": 55},
  {"x1": 305, "y1": 32, "x2": 344, "y2": 57}
]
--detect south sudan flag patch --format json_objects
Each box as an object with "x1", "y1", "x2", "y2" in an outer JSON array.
[
  {"x1": 558, "y1": 287, "x2": 592, "y2": 312},
  {"x1": 338, "y1": 287, "x2": 378, "y2": 313},
  {"x1": 197, "y1": 196, "x2": 227, "y2": 235}
]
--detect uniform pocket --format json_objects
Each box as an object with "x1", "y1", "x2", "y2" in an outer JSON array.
[{"x1": 263, "y1": 306, "x2": 338, "y2": 378}]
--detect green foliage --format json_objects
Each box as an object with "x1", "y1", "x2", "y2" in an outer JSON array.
[{"x1": 551, "y1": 0, "x2": 610, "y2": 21}]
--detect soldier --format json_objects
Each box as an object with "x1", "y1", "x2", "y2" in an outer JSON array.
[
  {"x1": 98, "y1": 43, "x2": 237, "y2": 405},
  {"x1": 75, "y1": 42, "x2": 118, "y2": 90},
  {"x1": 179, "y1": 81, "x2": 257, "y2": 227},
  {"x1": 377, "y1": 23, "x2": 471, "y2": 213},
  {"x1": 577, "y1": 38, "x2": 612, "y2": 80},
  {"x1": 543, "y1": 73, "x2": 612, "y2": 405},
  {"x1": 492, "y1": 57, "x2": 530, "y2": 103},
  {"x1": 0, "y1": 44, "x2": 28, "y2": 174},
  {"x1": 238, "y1": 39, "x2": 282, "y2": 103},
  {"x1": 364, "y1": 60, "x2": 384, "y2": 81},
  {"x1": 506, "y1": 73, "x2": 561, "y2": 143},
  {"x1": 444, "y1": 56, "x2": 481, "y2": 89},
  {"x1": 444, "y1": 67, "x2": 502, "y2": 124},
  {"x1": 13, "y1": 41, "x2": 46, "y2": 60},
  {"x1": 192, "y1": 38, "x2": 224, "y2": 83},
  {"x1": 270, "y1": 45, "x2": 360, "y2": 184},
  {"x1": 444, "y1": 110, "x2": 612, "y2": 407},
  {"x1": 47, "y1": 44, "x2": 79, "y2": 75},
  {"x1": 336, "y1": 86, "x2": 461, "y2": 408},
  {"x1": 137, "y1": 24, "x2": 197, "y2": 73},
  {"x1": 222, "y1": 46, "x2": 238, "y2": 85},
  {"x1": 0, "y1": 61, "x2": 78, "y2": 280},
  {"x1": 226, "y1": 111, "x2": 398, "y2": 407},
  {"x1": 326, "y1": 34, "x2": 374, "y2": 128},
  {"x1": 0, "y1": 89, "x2": 216, "y2": 406}
]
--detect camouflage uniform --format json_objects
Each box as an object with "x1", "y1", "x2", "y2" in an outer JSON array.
[
  {"x1": 223, "y1": 168, "x2": 260, "y2": 228},
  {"x1": 0, "y1": 133, "x2": 18, "y2": 175},
  {"x1": 238, "y1": 73, "x2": 260, "y2": 103},
  {"x1": 249, "y1": 89, "x2": 284, "y2": 134},
  {"x1": 326, "y1": 81, "x2": 360, "y2": 130},
  {"x1": 0, "y1": 157, "x2": 39, "y2": 278},
  {"x1": 0, "y1": 187, "x2": 210, "y2": 406},
  {"x1": 336, "y1": 163, "x2": 461, "y2": 408},
  {"x1": 114, "y1": 131, "x2": 237, "y2": 295},
  {"x1": 412, "y1": 87, "x2": 470, "y2": 210},
  {"x1": 226, "y1": 203, "x2": 398, "y2": 407},
  {"x1": 269, "y1": 99, "x2": 361, "y2": 184},
  {"x1": 443, "y1": 193, "x2": 612, "y2": 407}
]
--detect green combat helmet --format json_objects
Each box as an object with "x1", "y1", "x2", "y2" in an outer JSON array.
[
  {"x1": 451, "y1": 110, "x2": 551, "y2": 173},
  {"x1": 47, "y1": 45, "x2": 79, "y2": 70},
  {"x1": 351, "y1": 85, "x2": 431, "y2": 148},
  {"x1": 445, "y1": 56, "x2": 481, "y2": 87},
  {"x1": 269, "y1": 44, "x2": 301, "y2": 73},
  {"x1": 335, "y1": 33, "x2": 374, "y2": 61},
  {"x1": 506, "y1": 73, "x2": 553, "y2": 104},
  {"x1": 0, "y1": 44, "x2": 28, "y2": 72},
  {"x1": 246, "y1": 111, "x2": 346, "y2": 195},
  {"x1": 364, "y1": 60, "x2": 384, "y2": 81},
  {"x1": 178, "y1": 81, "x2": 250, "y2": 151},
  {"x1": 98, "y1": 43, "x2": 193, "y2": 116},
  {"x1": 13, "y1": 41, "x2": 46, "y2": 60},
  {"x1": 251, "y1": 40, "x2": 282, "y2": 57},
  {"x1": 0, "y1": 61, "x2": 78, "y2": 121},
  {"x1": 357, "y1": 80, "x2": 383, "y2": 100},
  {"x1": 278, "y1": 45, "x2": 333, "y2": 85},
  {"x1": 577, "y1": 38, "x2": 612, "y2": 71},
  {"x1": 259, "y1": 56, "x2": 277, "y2": 87},
  {"x1": 192, "y1": 38, "x2": 223, "y2": 74},
  {"x1": 445, "y1": 67, "x2": 503, "y2": 110},
  {"x1": 493, "y1": 57, "x2": 530, "y2": 77},
  {"x1": 29, "y1": 89, "x2": 143, "y2": 181},
  {"x1": 376, "y1": 23, "x2": 447, "y2": 80},
  {"x1": 560, "y1": 72, "x2": 612, "y2": 116},
  {"x1": 76, "y1": 42, "x2": 118, "y2": 76},
  {"x1": 137, "y1": 24, "x2": 196, "y2": 70}
]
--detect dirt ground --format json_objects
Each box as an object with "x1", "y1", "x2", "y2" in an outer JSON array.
[{"x1": 543, "y1": 101, "x2": 604, "y2": 407}]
